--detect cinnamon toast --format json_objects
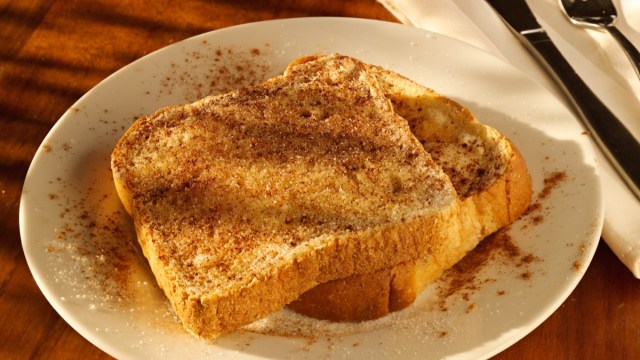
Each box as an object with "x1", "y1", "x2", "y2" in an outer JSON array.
[
  {"x1": 287, "y1": 59, "x2": 532, "y2": 321},
  {"x1": 111, "y1": 54, "x2": 462, "y2": 339}
]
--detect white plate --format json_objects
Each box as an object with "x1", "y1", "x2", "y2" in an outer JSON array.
[{"x1": 20, "y1": 18, "x2": 603, "y2": 360}]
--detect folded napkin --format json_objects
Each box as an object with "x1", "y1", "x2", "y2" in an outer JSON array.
[{"x1": 378, "y1": 0, "x2": 640, "y2": 277}]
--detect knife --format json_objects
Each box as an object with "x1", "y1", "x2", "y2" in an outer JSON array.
[{"x1": 485, "y1": 0, "x2": 640, "y2": 201}]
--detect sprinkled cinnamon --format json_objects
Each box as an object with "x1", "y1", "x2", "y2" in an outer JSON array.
[
  {"x1": 434, "y1": 170, "x2": 568, "y2": 311},
  {"x1": 157, "y1": 44, "x2": 275, "y2": 102},
  {"x1": 539, "y1": 170, "x2": 567, "y2": 200}
]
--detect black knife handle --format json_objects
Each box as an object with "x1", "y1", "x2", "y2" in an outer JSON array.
[{"x1": 523, "y1": 30, "x2": 640, "y2": 200}]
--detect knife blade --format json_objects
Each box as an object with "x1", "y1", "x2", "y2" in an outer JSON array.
[{"x1": 486, "y1": 0, "x2": 640, "y2": 201}]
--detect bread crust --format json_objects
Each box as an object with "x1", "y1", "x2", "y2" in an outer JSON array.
[{"x1": 288, "y1": 63, "x2": 532, "y2": 322}]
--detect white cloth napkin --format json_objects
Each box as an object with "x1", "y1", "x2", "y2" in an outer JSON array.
[{"x1": 378, "y1": 0, "x2": 640, "y2": 277}]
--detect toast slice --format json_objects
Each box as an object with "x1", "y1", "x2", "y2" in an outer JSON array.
[
  {"x1": 287, "y1": 59, "x2": 532, "y2": 321},
  {"x1": 111, "y1": 54, "x2": 461, "y2": 339}
]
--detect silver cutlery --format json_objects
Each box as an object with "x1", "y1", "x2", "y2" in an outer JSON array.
[
  {"x1": 560, "y1": 0, "x2": 640, "y2": 80},
  {"x1": 485, "y1": 0, "x2": 640, "y2": 201}
]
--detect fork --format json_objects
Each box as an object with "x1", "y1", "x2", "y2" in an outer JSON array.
[{"x1": 560, "y1": 0, "x2": 640, "y2": 80}]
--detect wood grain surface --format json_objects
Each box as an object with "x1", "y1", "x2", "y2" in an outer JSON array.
[{"x1": 1, "y1": 0, "x2": 639, "y2": 358}]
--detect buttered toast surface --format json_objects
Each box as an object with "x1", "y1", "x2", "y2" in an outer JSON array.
[
  {"x1": 287, "y1": 59, "x2": 532, "y2": 321},
  {"x1": 111, "y1": 54, "x2": 461, "y2": 339}
]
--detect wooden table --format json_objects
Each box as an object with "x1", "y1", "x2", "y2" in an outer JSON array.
[{"x1": 2, "y1": 1, "x2": 639, "y2": 358}]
